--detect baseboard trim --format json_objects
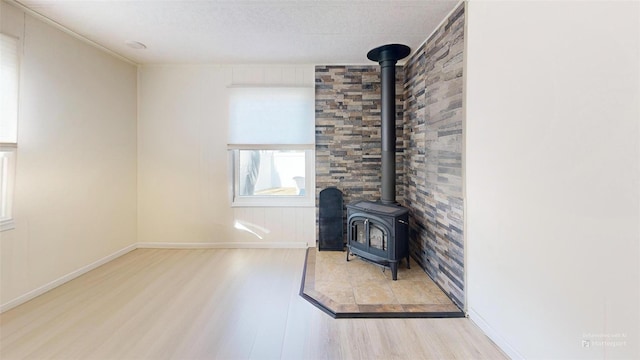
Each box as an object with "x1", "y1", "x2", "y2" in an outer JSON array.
[
  {"x1": 1, "y1": 241, "x2": 311, "y2": 313},
  {"x1": 468, "y1": 307, "x2": 523, "y2": 359},
  {"x1": 0, "y1": 243, "x2": 137, "y2": 313},
  {"x1": 136, "y1": 242, "x2": 309, "y2": 249}
]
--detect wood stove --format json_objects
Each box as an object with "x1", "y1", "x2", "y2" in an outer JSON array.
[
  {"x1": 347, "y1": 200, "x2": 409, "y2": 280},
  {"x1": 345, "y1": 44, "x2": 412, "y2": 280}
]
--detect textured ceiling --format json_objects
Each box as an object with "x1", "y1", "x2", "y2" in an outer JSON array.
[{"x1": 16, "y1": 0, "x2": 459, "y2": 64}]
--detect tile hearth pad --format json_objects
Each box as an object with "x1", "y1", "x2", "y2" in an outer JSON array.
[{"x1": 300, "y1": 248, "x2": 464, "y2": 318}]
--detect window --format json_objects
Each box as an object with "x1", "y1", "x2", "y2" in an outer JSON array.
[
  {"x1": 1, "y1": 33, "x2": 19, "y2": 231},
  {"x1": 231, "y1": 147, "x2": 314, "y2": 206},
  {"x1": 228, "y1": 87, "x2": 315, "y2": 207}
]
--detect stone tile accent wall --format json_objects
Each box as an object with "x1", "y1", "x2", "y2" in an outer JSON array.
[
  {"x1": 403, "y1": 3, "x2": 465, "y2": 308},
  {"x1": 314, "y1": 2, "x2": 465, "y2": 309},
  {"x1": 315, "y1": 65, "x2": 404, "y2": 233}
]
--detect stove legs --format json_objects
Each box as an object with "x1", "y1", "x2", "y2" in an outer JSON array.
[
  {"x1": 391, "y1": 262, "x2": 398, "y2": 280},
  {"x1": 346, "y1": 249, "x2": 412, "y2": 281}
]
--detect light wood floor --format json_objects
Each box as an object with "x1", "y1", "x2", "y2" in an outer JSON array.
[{"x1": 0, "y1": 248, "x2": 506, "y2": 359}]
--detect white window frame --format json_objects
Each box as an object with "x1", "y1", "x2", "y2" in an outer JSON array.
[{"x1": 229, "y1": 145, "x2": 315, "y2": 207}]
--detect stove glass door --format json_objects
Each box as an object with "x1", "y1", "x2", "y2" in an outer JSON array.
[
  {"x1": 354, "y1": 220, "x2": 366, "y2": 245},
  {"x1": 369, "y1": 223, "x2": 387, "y2": 251}
]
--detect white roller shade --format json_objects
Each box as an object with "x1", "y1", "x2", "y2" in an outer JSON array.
[
  {"x1": 228, "y1": 87, "x2": 315, "y2": 145},
  {"x1": 0, "y1": 33, "x2": 18, "y2": 144}
]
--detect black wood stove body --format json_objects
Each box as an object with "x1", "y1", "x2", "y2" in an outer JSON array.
[{"x1": 346, "y1": 200, "x2": 409, "y2": 280}]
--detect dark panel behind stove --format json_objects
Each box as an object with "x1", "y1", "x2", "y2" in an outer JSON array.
[{"x1": 318, "y1": 187, "x2": 344, "y2": 251}]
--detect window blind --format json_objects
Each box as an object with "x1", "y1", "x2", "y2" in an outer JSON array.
[
  {"x1": 0, "y1": 33, "x2": 18, "y2": 144},
  {"x1": 228, "y1": 87, "x2": 315, "y2": 146}
]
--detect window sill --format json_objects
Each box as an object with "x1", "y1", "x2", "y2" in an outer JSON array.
[
  {"x1": 231, "y1": 198, "x2": 315, "y2": 208},
  {"x1": 0, "y1": 218, "x2": 15, "y2": 232}
]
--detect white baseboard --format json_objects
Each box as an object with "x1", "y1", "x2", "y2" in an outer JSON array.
[
  {"x1": 468, "y1": 307, "x2": 522, "y2": 359},
  {"x1": 1, "y1": 241, "x2": 309, "y2": 312},
  {"x1": 0, "y1": 243, "x2": 137, "y2": 313},
  {"x1": 136, "y1": 241, "x2": 309, "y2": 249}
]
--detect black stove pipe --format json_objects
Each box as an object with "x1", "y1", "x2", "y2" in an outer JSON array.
[{"x1": 367, "y1": 44, "x2": 411, "y2": 205}]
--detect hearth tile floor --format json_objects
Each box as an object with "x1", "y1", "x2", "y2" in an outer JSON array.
[{"x1": 301, "y1": 248, "x2": 463, "y2": 318}]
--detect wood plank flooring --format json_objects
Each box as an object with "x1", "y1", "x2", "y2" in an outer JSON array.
[{"x1": 0, "y1": 248, "x2": 506, "y2": 359}]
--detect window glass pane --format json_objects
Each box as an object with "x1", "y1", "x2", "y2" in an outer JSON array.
[
  {"x1": 238, "y1": 150, "x2": 306, "y2": 196},
  {"x1": 0, "y1": 149, "x2": 15, "y2": 221},
  {"x1": 0, "y1": 33, "x2": 19, "y2": 144},
  {"x1": 0, "y1": 151, "x2": 11, "y2": 219}
]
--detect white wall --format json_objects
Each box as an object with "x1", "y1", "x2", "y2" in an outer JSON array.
[
  {"x1": 0, "y1": 2, "x2": 138, "y2": 306},
  {"x1": 137, "y1": 65, "x2": 315, "y2": 248},
  {"x1": 465, "y1": 1, "x2": 639, "y2": 358}
]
